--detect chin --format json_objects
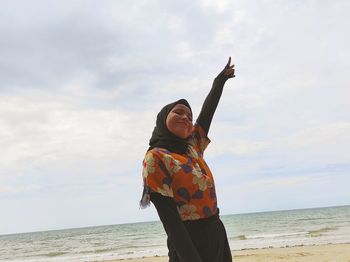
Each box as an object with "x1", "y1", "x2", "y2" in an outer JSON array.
[
  {"x1": 175, "y1": 132, "x2": 189, "y2": 139},
  {"x1": 172, "y1": 128, "x2": 191, "y2": 139},
  {"x1": 182, "y1": 133, "x2": 191, "y2": 139}
]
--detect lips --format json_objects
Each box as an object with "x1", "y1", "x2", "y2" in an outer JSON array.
[{"x1": 177, "y1": 121, "x2": 190, "y2": 127}]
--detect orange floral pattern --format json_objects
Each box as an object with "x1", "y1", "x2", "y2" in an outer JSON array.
[
  {"x1": 178, "y1": 204, "x2": 200, "y2": 220},
  {"x1": 142, "y1": 124, "x2": 218, "y2": 221}
]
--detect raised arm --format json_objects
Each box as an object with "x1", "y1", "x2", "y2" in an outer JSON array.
[
  {"x1": 196, "y1": 57, "x2": 235, "y2": 134},
  {"x1": 150, "y1": 193, "x2": 203, "y2": 262}
]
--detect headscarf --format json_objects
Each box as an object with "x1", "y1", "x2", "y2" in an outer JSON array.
[{"x1": 148, "y1": 99, "x2": 192, "y2": 154}]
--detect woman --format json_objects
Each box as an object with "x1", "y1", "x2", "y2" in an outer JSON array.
[{"x1": 140, "y1": 57, "x2": 235, "y2": 262}]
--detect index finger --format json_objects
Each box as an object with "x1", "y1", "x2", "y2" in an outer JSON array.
[{"x1": 226, "y1": 56, "x2": 231, "y2": 67}]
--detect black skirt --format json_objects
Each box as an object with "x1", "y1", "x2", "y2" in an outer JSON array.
[{"x1": 167, "y1": 213, "x2": 232, "y2": 262}]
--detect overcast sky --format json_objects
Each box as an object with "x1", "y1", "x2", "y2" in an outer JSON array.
[{"x1": 1, "y1": 0, "x2": 349, "y2": 235}]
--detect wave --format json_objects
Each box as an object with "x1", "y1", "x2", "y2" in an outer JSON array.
[
  {"x1": 94, "y1": 248, "x2": 119, "y2": 254},
  {"x1": 45, "y1": 252, "x2": 68, "y2": 257},
  {"x1": 296, "y1": 217, "x2": 326, "y2": 221},
  {"x1": 308, "y1": 227, "x2": 337, "y2": 237},
  {"x1": 235, "y1": 227, "x2": 338, "y2": 241},
  {"x1": 240, "y1": 232, "x2": 309, "y2": 240},
  {"x1": 233, "y1": 235, "x2": 247, "y2": 240}
]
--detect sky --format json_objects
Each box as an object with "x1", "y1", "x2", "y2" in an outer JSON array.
[{"x1": 0, "y1": 0, "x2": 349, "y2": 235}]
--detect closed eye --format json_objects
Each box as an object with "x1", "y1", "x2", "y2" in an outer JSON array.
[{"x1": 174, "y1": 110, "x2": 192, "y2": 121}]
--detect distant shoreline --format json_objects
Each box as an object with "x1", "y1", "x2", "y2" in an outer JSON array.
[{"x1": 1, "y1": 204, "x2": 349, "y2": 236}]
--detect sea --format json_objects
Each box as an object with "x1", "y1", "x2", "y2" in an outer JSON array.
[{"x1": 1, "y1": 205, "x2": 349, "y2": 262}]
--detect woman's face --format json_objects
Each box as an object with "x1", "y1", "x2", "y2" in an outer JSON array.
[{"x1": 166, "y1": 104, "x2": 193, "y2": 139}]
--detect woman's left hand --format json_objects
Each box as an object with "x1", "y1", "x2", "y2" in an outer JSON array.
[{"x1": 222, "y1": 56, "x2": 235, "y2": 78}]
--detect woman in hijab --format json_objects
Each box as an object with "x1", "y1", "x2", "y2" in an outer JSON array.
[{"x1": 140, "y1": 57, "x2": 235, "y2": 262}]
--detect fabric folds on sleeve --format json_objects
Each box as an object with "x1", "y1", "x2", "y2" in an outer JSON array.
[
  {"x1": 140, "y1": 150, "x2": 175, "y2": 208},
  {"x1": 188, "y1": 123, "x2": 211, "y2": 156}
]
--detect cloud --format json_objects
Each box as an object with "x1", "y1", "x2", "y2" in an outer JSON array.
[
  {"x1": 0, "y1": 90, "x2": 154, "y2": 195},
  {"x1": 286, "y1": 122, "x2": 350, "y2": 148},
  {"x1": 0, "y1": 184, "x2": 41, "y2": 195},
  {"x1": 1, "y1": 0, "x2": 350, "y2": 233}
]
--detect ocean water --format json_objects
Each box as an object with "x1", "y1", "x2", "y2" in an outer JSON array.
[{"x1": 1, "y1": 205, "x2": 349, "y2": 261}]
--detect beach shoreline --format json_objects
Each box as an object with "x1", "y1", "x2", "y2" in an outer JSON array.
[
  {"x1": 2, "y1": 206, "x2": 349, "y2": 261},
  {"x1": 105, "y1": 243, "x2": 350, "y2": 262}
]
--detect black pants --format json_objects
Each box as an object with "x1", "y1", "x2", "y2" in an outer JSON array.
[{"x1": 167, "y1": 214, "x2": 232, "y2": 262}]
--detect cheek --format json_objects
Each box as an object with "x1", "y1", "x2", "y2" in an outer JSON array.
[
  {"x1": 187, "y1": 124, "x2": 194, "y2": 134},
  {"x1": 166, "y1": 115, "x2": 176, "y2": 131}
]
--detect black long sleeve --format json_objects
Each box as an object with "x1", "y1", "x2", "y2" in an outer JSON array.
[
  {"x1": 196, "y1": 73, "x2": 229, "y2": 135},
  {"x1": 150, "y1": 193, "x2": 203, "y2": 262}
]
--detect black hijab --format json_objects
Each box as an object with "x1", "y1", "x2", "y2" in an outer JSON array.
[{"x1": 148, "y1": 99, "x2": 192, "y2": 154}]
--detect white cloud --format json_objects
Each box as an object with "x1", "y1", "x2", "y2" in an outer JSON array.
[
  {"x1": 286, "y1": 122, "x2": 350, "y2": 148},
  {"x1": 0, "y1": 184, "x2": 41, "y2": 194},
  {"x1": 0, "y1": 91, "x2": 153, "y2": 180}
]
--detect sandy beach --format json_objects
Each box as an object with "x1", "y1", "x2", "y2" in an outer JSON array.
[{"x1": 107, "y1": 243, "x2": 350, "y2": 262}]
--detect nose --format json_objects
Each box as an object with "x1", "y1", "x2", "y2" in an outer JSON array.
[{"x1": 181, "y1": 114, "x2": 190, "y2": 122}]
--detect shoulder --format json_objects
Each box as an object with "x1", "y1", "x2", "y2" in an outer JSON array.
[
  {"x1": 144, "y1": 148, "x2": 179, "y2": 166},
  {"x1": 143, "y1": 149, "x2": 169, "y2": 179},
  {"x1": 146, "y1": 147, "x2": 172, "y2": 158},
  {"x1": 144, "y1": 148, "x2": 183, "y2": 177},
  {"x1": 147, "y1": 147, "x2": 185, "y2": 163}
]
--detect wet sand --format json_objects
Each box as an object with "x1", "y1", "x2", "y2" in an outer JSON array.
[{"x1": 106, "y1": 243, "x2": 350, "y2": 262}]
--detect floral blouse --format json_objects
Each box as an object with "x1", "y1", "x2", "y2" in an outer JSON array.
[{"x1": 141, "y1": 124, "x2": 218, "y2": 221}]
